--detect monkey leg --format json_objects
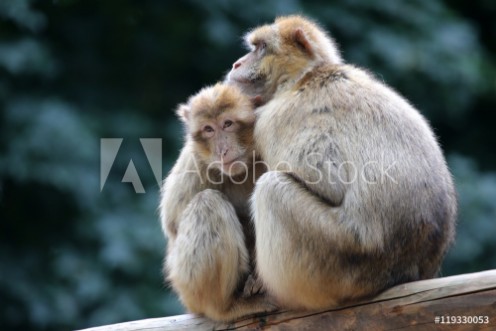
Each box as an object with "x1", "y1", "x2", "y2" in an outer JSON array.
[
  {"x1": 166, "y1": 189, "x2": 276, "y2": 322},
  {"x1": 252, "y1": 171, "x2": 372, "y2": 309}
]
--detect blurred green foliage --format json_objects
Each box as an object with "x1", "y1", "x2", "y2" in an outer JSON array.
[{"x1": 0, "y1": 0, "x2": 495, "y2": 330}]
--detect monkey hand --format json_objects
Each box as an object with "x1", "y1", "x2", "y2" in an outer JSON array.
[{"x1": 242, "y1": 273, "x2": 266, "y2": 298}]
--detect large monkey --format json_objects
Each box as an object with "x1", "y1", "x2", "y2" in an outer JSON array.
[
  {"x1": 227, "y1": 16, "x2": 457, "y2": 309},
  {"x1": 160, "y1": 83, "x2": 273, "y2": 321}
]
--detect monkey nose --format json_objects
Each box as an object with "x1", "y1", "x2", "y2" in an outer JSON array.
[{"x1": 233, "y1": 61, "x2": 241, "y2": 69}]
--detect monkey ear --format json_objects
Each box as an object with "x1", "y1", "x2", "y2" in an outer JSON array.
[
  {"x1": 293, "y1": 28, "x2": 314, "y2": 57},
  {"x1": 176, "y1": 104, "x2": 190, "y2": 123}
]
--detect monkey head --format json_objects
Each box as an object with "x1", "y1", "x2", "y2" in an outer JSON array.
[
  {"x1": 227, "y1": 15, "x2": 342, "y2": 105},
  {"x1": 177, "y1": 83, "x2": 256, "y2": 177}
]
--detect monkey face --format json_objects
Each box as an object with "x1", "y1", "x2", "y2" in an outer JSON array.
[
  {"x1": 226, "y1": 43, "x2": 270, "y2": 105},
  {"x1": 193, "y1": 115, "x2": 255, "y2": 177},
  {"x1": 177, "y1": 83, "x2": 256, "y2": 178},
  {"x1": 227, "y1": 16, "x2": 342, "y2": 104}
]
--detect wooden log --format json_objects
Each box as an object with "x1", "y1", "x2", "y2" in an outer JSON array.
[{"x1": 77, "y1": 269, "x2": 496, "y2": 331}]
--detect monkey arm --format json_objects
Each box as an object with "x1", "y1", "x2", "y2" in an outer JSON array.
[
  {"x1": 254, "y1": 94, "x2": 348, "y2": 208},
  {"x1": 289, "y1": 160, "x2": 346, "y2": 207},
  {"x1": 275, "y1": 130, "x2": 348, "y2": 208},
  {"x1": 166, "y1": 188, "x2": 276, "y2": 321},
  {"x1": 160, "y1": 143, "x2": 206, "y2": 238}
]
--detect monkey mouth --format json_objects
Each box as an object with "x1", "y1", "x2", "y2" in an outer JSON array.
[
  {"x1": 221, "y1": 156, "x2": 251, "y2": 172},
  {"x1": 231, "y1": 76, "x2": 264, "y2": 86},
  {"x1": 220, "y1": 158, "x2": 249, "y2": 176},
  {"x1": 229, "y1": 76, "x2": 249, "y2": 84},
  {"x1": 221, "y1": 157, "x2": 242, "y2": 167}
]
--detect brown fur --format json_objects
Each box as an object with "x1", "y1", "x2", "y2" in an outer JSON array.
[
  {"x1": 160, "y1": 83, "x2": 274, "y2": 321},
  {"x1": 227, "y1": 15, "x2": 456, "y2": 309}
]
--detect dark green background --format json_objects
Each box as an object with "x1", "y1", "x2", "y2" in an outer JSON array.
[{"x1": 1, "y1": 1, "x2": 495, "y2": 330}]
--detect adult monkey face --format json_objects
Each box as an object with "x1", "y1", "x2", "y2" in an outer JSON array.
[
  {"x1": 227, "y1": 41, "x2": 270, "y2": 106},
  {"x1": 227, "y1": 16, "x2": 342, "y2": 106}
]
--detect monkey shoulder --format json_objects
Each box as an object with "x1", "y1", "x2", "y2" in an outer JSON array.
[
  {"x1": 295, "y1": 64, "x2": 367, "y2": 93},
  {"x1": 161, "y1": 142, "x2": 212, "y2": 213},
  {"x1": 168, "y1": 142, "x2": 212, "y2": 181},
  {"x1": 294, "y1": 63, "x2": 430, "y2": 130},
  {"x1": 287, "y1": 64, "x2": 371, "y2": 116}
]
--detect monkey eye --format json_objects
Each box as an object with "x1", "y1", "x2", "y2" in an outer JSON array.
[
  {"x1": 223, "y1": 120, "x2": 233, "y2": 128},
  {"x1": 253, "y1": 41, "x2": 266, "y2": 54},
  {"x1": 203, "y1": 125, "x2": 214, "y2": 133}
]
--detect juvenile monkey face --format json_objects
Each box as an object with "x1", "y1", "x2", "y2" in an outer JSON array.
[
  {"x1": 178, "y1": 84, "x2": 256, "y2": 177},
  {"x1": 193, "y1": 112, "x2": 255, "y2": 177}
]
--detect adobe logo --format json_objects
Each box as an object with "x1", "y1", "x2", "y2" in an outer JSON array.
[{"x1": 100, "y1": 138, "x2": 162, "y2": 193}]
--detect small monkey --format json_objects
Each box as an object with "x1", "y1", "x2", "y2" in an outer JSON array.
[
  {"x1": 227, "y1": 16, "x2": 457, "y2": 309},
  {"x1": 159, "y1": 83, "x2": 272, "y2": 321}
]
